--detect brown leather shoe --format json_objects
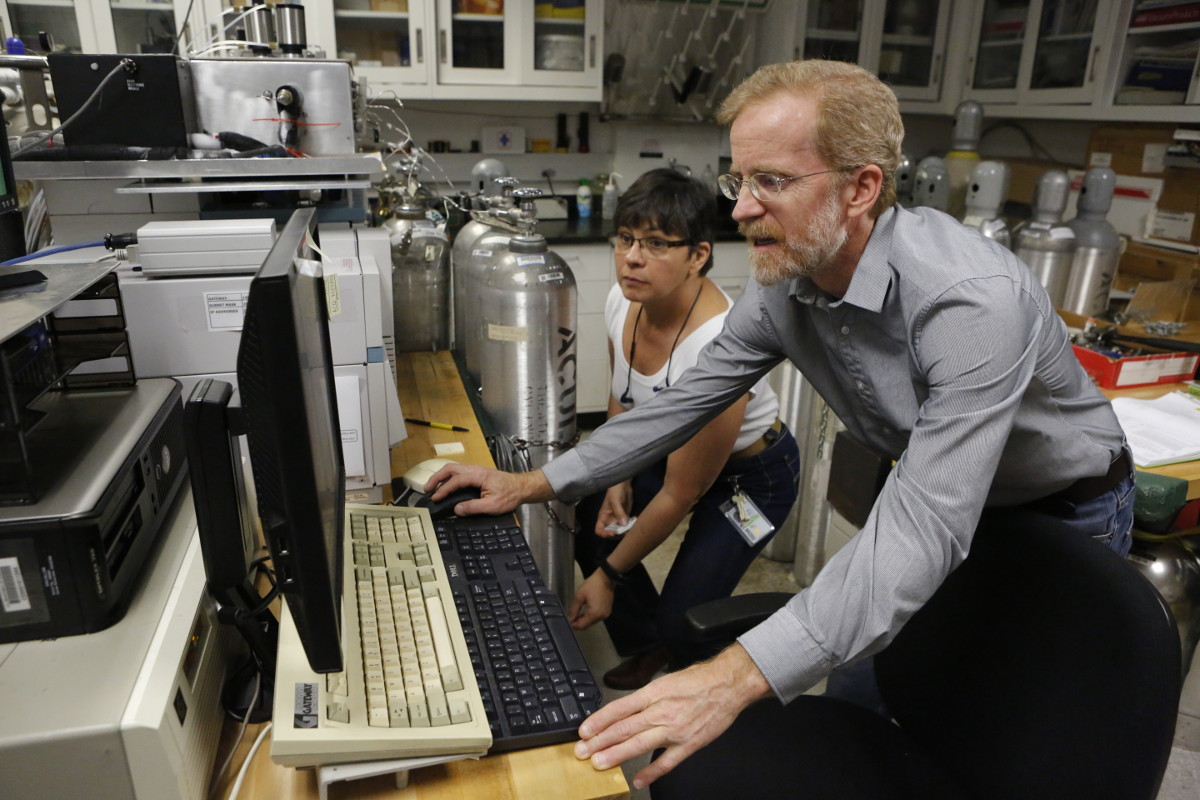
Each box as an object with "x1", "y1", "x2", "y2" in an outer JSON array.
[{"x1": 603, "y1": 645, "x2": 670, "y2": 691}]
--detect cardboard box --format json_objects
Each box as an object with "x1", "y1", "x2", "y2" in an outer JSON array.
[
  {"x1": 1087, "y1": 125, "x2": 1176, "y2": 177},
  {"x1": 1073, "y1": 344, "x2": 1199, "y2": 389},
  {"x1": 1004, "y1": 158, "x2": 1079, "y2": 206},
  {"x1": 1152, "y1": 166, "x2": 1200, "y2": 245},
  {"x1": 1117, "y1": 241, "x2": 1200, "y2": 320},
  {"x1": 1087, "y1": 127, "x2": 1200, "y2": 246}
]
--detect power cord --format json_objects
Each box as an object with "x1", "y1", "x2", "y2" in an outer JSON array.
[
  {"x1": 207, "y1": 671, "x2": 260, "y2": 799},
  {"x1": 11, "y1": 59, "x2": 137, "y2": 159},
  {"x1": 224, "y1": 721, "x2": 272, "y2": 800}
]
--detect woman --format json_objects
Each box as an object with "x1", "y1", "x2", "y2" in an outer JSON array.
[{"x1": 569, "y1": 168, "x2": 801, "y2": 690}]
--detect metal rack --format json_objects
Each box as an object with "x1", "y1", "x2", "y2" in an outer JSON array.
[{"x1": 0, "y1": 259, "x2": 132, "y2": 505}]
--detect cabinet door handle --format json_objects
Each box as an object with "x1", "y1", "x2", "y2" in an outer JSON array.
[
  {"x1": 589, "y1": 35, "x2": 596, "y2": 68},
  {"x1": 439, "y1": 29, "x2": 447, "y2": 64},
  {"x1": 932, "y1": 52, "x2": 942, "y2": 87},
  {"x1": 1088, "y1": 45, "x2": 1099, "y2": 84},
  {"x1": 415, "y1": 28, "x2": 423, "y2": 63}
]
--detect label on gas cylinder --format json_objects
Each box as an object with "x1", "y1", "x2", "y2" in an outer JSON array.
[
  {"x1": 516, "y1": 255, "x2": 546, "y2": 266},
  {"x1": 488, "y1": 323, "x2": 528, "y2": 342},
  {"x1": 538, "y1": 272, "x2": 564, "y2": 283}
]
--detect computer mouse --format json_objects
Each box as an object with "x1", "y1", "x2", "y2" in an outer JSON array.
[
  {"x1": 417, "y1": 486, "x2": 483, "y2": 520},
  {"x1": 401, "y1": 457, "x2": 458, "y2": 493}
]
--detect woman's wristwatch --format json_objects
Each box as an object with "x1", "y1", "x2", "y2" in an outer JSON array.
[{"x1": 598, "y1": 558, "x2": 625, "y2": 584}]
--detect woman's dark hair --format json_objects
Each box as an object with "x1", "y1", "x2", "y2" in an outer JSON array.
[{"x1": 612, "y1": 168, "x2": 717, "y2": 275}]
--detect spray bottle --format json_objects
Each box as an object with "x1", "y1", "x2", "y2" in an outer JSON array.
[
  {"x1": 602, "y1": 172, "x2": 622, "y2": 219},
  {"x1": 1063, "y1": 167, "x2": 1122, "y2": 318}
]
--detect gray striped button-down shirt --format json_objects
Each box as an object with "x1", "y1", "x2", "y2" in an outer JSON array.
[{"x1": 542, "y1": 204, "x2": 1125, "y2": 701}]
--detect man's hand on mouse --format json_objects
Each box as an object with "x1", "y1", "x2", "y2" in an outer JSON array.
[{"x1": 425, "y1": 464, "x2": 555, "y2": 516}]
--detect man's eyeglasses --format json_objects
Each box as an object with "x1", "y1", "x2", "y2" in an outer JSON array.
[
  {"x1": 717, "y1": 170, "x2": 839, "y2": 202},
  {"x1": 609, "y1": 232, "x2": 692, "y2": 258}
]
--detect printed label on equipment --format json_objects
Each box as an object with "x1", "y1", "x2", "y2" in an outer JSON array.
[
  {"x1": 1151, "y1": 209, "x2": 1195, "y2": 243},
  {"x1": 538, "y1": 271, "x2": 564, "y2": 283},
  {"x1": 205, "y1": 292, "x2": 249, "y2": 331},
  {"x1": 516, "y1": 255, "x2": 546, "y2": 266},
  {"x1": 0, "y1": 557, "x2": 31, "y2": 612},
  {"x1": 472, "y1": 249, "x2": 493, "y2": 257},
  {"x1": 294, "y1": 682, "x2": 319, "y2": 728},
  {"x1": 487, "y1": 323, "x2": 528, "y2": 342}
]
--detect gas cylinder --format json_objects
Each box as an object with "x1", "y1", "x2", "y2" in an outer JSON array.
[
  {"x1": 453, "y1": 177, "x2": 521, "y2": 379},
  {"x1": 945, "y1": 100, "x2": 984, "y2": 218},
  {"x1": 1013, "y1": 170, "x2": 1076, "y2": 308},
  {"x1": 1063, "y1": 167, "x2": 1122, "y2": 318},
  {"x1": 913, "y1": 156, "x2": 950, "y2": 212},
  {"x1": 895, "y1": 152, "x2": 915, "y2": 207},
  {"x1": 962, "y1": 160, "x2": 1011, "y2": 248},
  {"x1": 478, "y1": 221, "x2": 578, "y2": 600},
  {"x1": 454, "y1": 183, "x2": 540, "y2": 389},
  {"x1": 470, "y1": 157, "x2": 510, "y2": 196},
  {"x1": 384, "y1": 201, "x2": 451, "y2": 352}
]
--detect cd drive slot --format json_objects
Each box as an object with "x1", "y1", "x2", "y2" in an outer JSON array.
[{"x1": 103, "y1": 468, "x2": 144, "y2": 578}]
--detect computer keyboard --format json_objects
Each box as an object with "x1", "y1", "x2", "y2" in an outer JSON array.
[
  {"x1": 270, "y1": 504, "x2": 492, "y2": 768},
  {"x1": 434, "y1": 514, "x2": 604, "y2": 753}
]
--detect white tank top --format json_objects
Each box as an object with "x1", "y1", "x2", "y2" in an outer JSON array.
[{"x1": 605, "y1": 283, "x2": 779, "y2": 454}]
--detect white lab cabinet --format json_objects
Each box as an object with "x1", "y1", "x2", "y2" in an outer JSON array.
[
  {"x1": 0, "y1": 0, "x2": 215, "y2": 55},
  {"x1": 304, "y1": 0, "x2": 603, "y2": 101},
  {"x1": 554, "y1": 241, "x2": 612, "y2": 414},
  {"x1": 963, "y1": 0, "x2": 1117, "y2": 106}
]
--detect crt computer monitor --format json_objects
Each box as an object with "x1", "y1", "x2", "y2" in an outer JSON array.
[{"x1": 236, "y1": 206, "x2": 346, "y2": 674}]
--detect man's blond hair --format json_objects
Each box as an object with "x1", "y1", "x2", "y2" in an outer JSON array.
[{"x1": 717, "y1": 60, "x2": 903, "y2": 215}]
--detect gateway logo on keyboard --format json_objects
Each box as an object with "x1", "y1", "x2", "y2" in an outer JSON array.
[{"x1": 294, "y1": 682, "x2": 319, "y2": 728}]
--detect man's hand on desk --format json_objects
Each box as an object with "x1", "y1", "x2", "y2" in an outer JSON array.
[
  {"x1": 573, "y1": 643, "x2": 772, "y2": 789},
  {"x1": 425, "y1": 464, "x2": 555, "y2": 516}
]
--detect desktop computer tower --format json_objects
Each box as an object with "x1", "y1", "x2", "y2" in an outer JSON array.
[
  {"x1": 0, "y1": 488, "x2": 239, "y2": 800},
  {"x1": 0, "y1": 378, "x2": 187, "y2": 643}
]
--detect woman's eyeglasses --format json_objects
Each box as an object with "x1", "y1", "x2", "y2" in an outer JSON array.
[{"x1": 609, "y1": 232, "x2": 691, "y2": 258}]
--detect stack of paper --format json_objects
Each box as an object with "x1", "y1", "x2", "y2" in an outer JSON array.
[{"x1": 1111, "y1": 391, "x2": 1200, "y2": 467}]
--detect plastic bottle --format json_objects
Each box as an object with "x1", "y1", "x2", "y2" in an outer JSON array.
[
  {"x1": 601, "y1": 172, "x2": 621, "y2": 219},
  {"x1": 576, "y1": 178, "x2": 593, "y2": 219}
]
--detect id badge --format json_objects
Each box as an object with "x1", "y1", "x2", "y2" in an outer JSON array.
[{"x1": 720, "y1": 491, "x2": 775, "y2": 546}]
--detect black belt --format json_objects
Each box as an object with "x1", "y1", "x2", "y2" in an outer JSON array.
[
  {"x1": 730, "y1": 418, "x2": 784, "y2": 461},
  {"x1": 1031, "y1": 449, "x2": 1133, "y2": 513}
]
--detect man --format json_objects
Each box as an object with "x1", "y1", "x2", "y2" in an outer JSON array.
[{"x1": 428, "y1": 60, "x2": 1132, "y2": 789}]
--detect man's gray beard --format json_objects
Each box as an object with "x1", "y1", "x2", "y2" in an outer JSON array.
[{"x1": 746, "y1": 189, "x2": 848, "y2": 286}]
